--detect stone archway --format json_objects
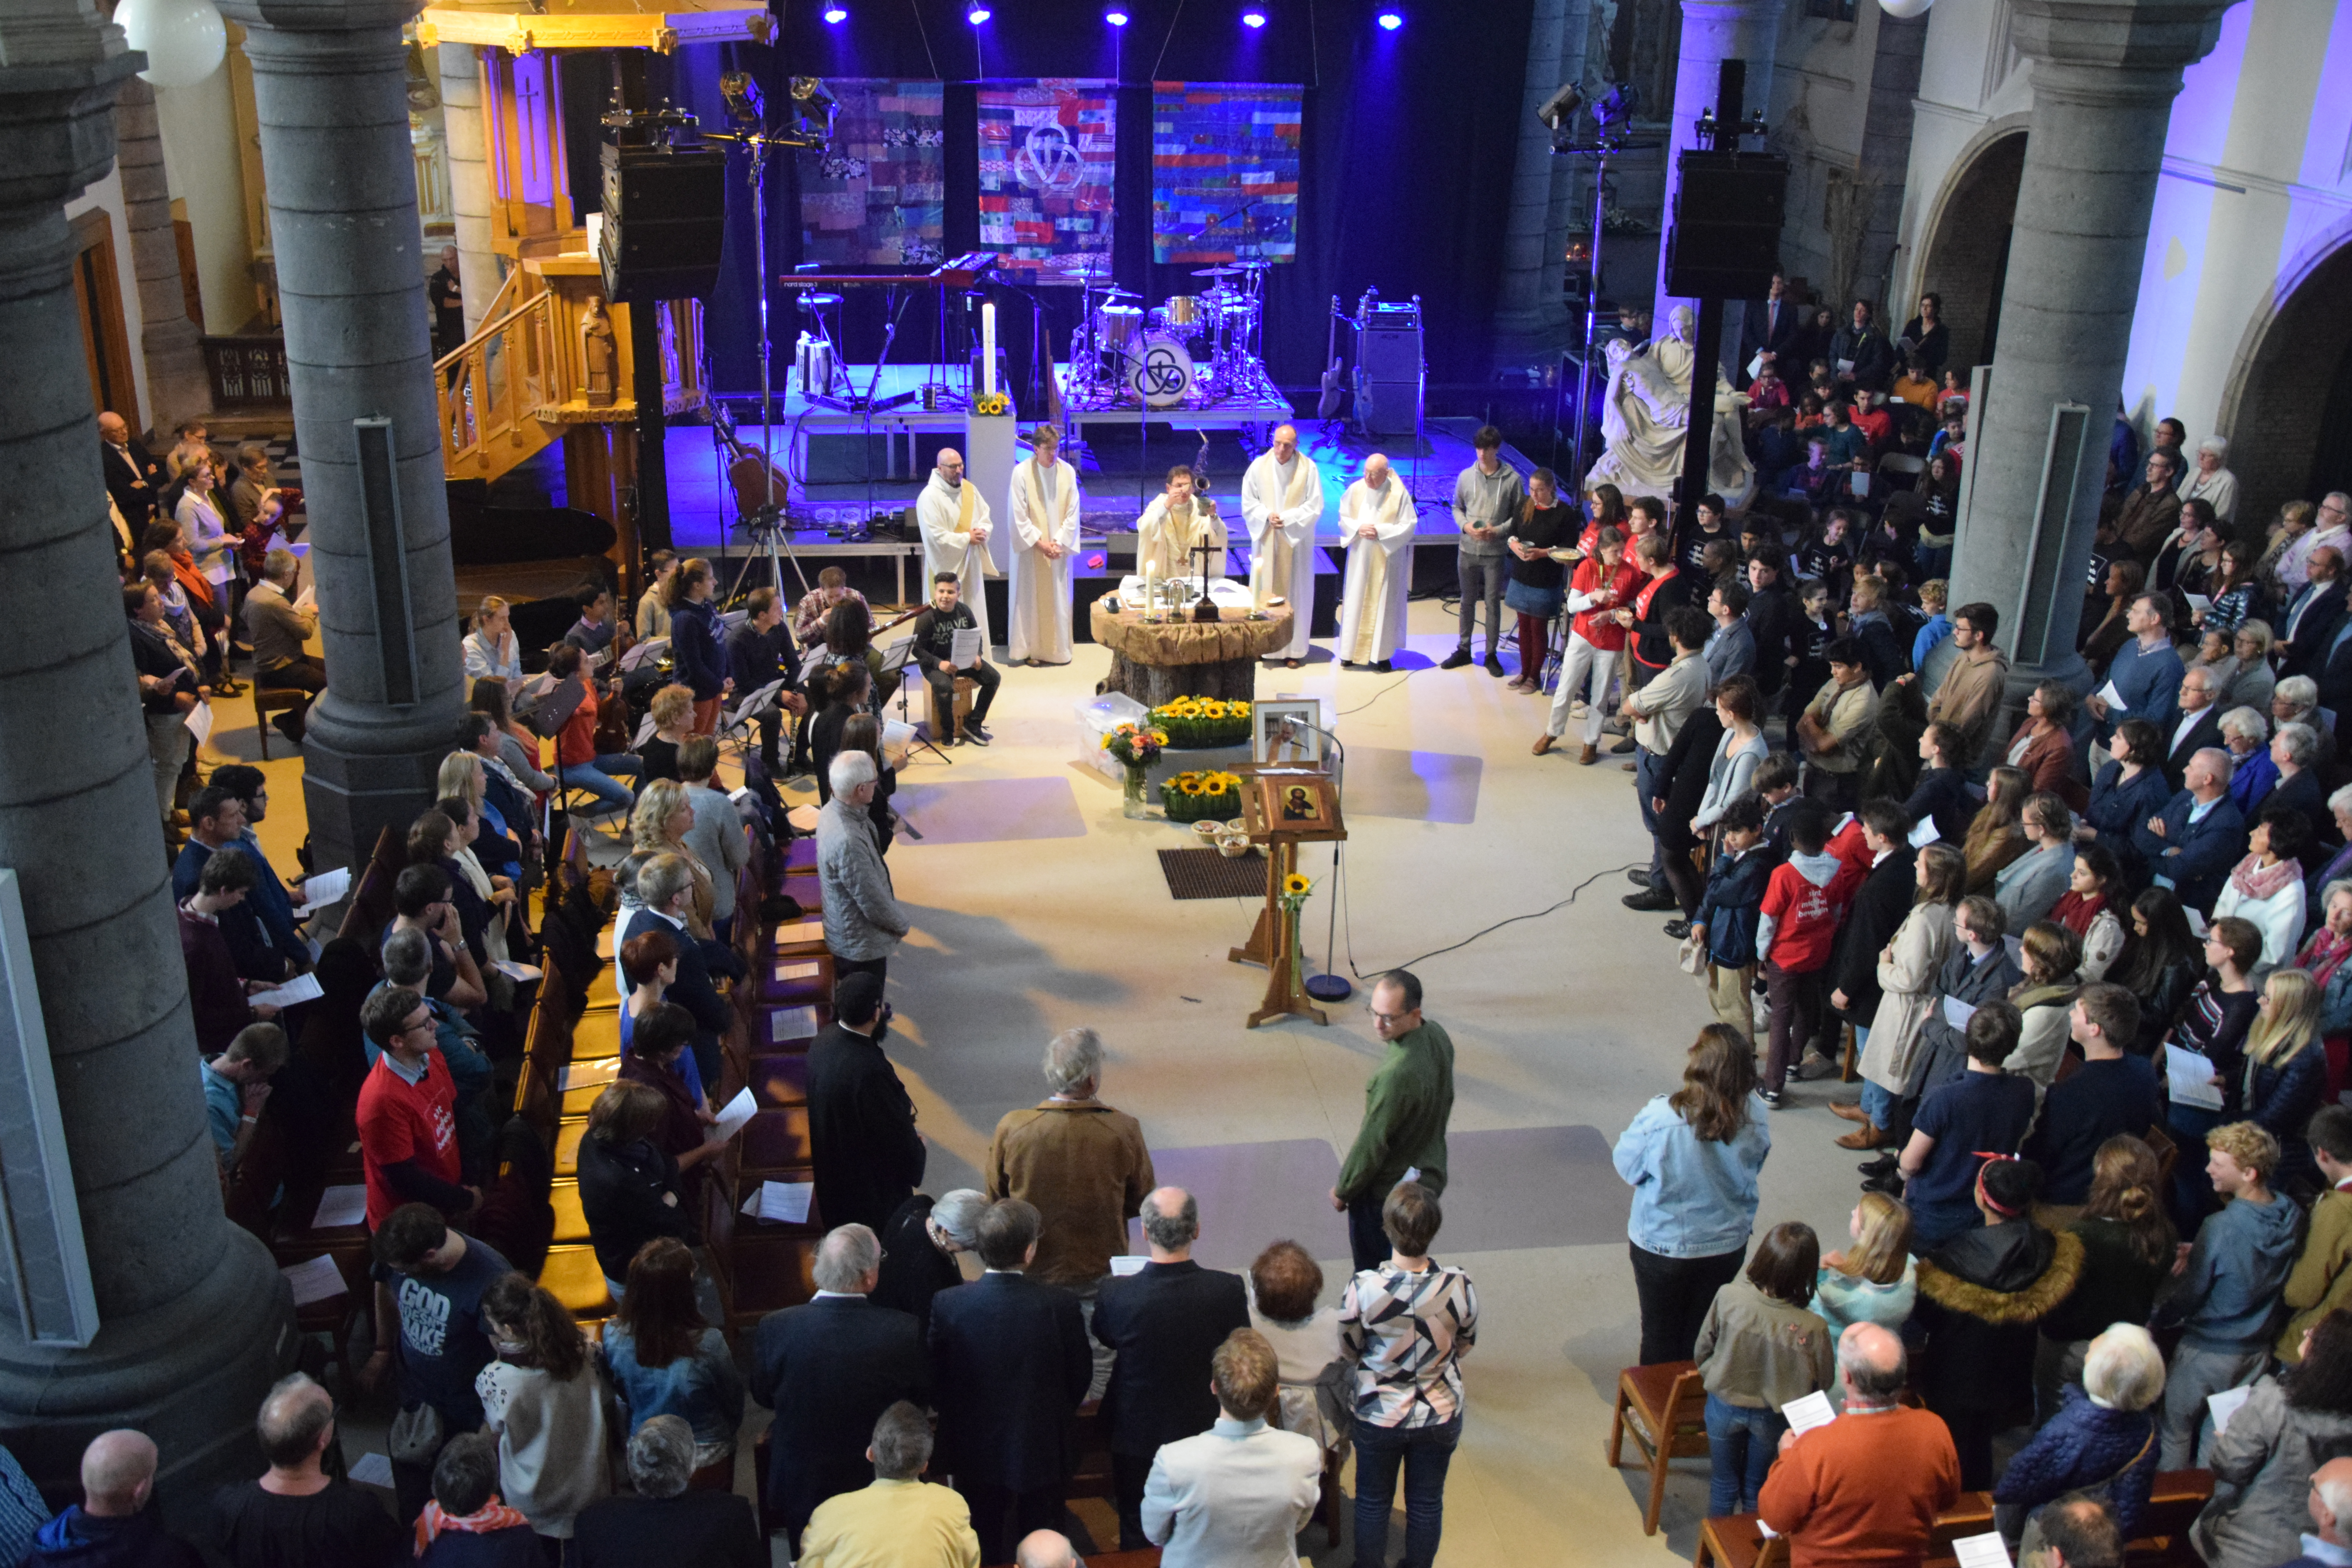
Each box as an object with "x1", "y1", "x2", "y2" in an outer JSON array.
[
  {"x1": 2222, "y1": 232, "x2": 2352, "y2": 531},
  {"x1": 1916, "y1": 129, "x2": 2027, "y2": 379}
]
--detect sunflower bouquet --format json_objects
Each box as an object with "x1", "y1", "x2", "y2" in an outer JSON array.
[
  {"x1": 1159, "y1": 768, "x2": 1245, "y2": 823},
  {"x1": 1149, "y1": 696, "x2": 1252, "y2": 749}
]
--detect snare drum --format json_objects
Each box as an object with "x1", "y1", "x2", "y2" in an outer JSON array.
[
  {"x1": 1160, "y1": 294, "x2": 1206, "y2": 327},
  {"x1": 1121, "y1": 333, "x2": 1196, "y2": 409}
]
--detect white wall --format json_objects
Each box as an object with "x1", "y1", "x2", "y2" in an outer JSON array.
[
  {"x1": 152, "y1": 60, "x2": 253, "y2": 336},
  {"x1": 64, "y1": 166, "x2": 151, "y2": 432}
]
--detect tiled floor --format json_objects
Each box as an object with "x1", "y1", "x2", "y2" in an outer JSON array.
[{"x1": 229, "y1": 589, "x2": 1884, "y2": 1566}]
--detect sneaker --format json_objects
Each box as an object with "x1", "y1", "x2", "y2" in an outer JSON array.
[
  {"x1": 1662, "y1": 919, "x2": 1692, "y2": 940},
  {"x1": 1440, "y1": 645, "x2": 1473, "y2": 670},
  {"x1": 962, "y1": 726, "x2": 991, "y2": 747},
  {"x1": 1483, "y1": 654, "x2": 1506, "y2": 677},
  {"x1": 1759, "y1": 1089, "x2": 1785, "y2": 1109},
  {"x1": 1626, "y1": 869, "x2": 1653, "y2": 887}
]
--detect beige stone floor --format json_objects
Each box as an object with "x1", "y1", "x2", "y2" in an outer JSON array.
[{"x1": 222, "y1": 594, "x2": 1878, "y2": 1566}]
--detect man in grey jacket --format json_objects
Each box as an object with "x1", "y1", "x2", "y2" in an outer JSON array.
[
  {"x1": 820, "y1": 750, "x2": 908, "y2": 984},
  {"x1": 1994, "y1": 793, "x2": 2076, "y2": 930},
  {"x1": 677, "y1": 735, "x2": 751, "y2": 937},
  {"x1": 1441, "y1": 425, "x2": 1523, "y2": 677}
]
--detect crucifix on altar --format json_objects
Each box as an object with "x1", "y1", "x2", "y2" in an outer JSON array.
[{"x1": 1188, "y1": 539, "x2": 1221, "y2": 622}]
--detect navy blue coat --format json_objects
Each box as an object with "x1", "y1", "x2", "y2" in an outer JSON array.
[
  {"x1": 2083, "y1": 760, "x2": 2173, "y2": 888},
  {"x1": 1991, "y1": 1384, "x2": 2158, "y2": 1539},
  {"x1": 1091, "y1": 1259, "x2": 1252, "y2": 1458},
  {"x1": 2131, "y1": 790, "x2": 2248, "y2": 915},
  {"x1": 928, "y1": 1270, "x2": 1091, "y2": 1492},
  {"x1": 750, "y1": 1295, "x2": 929, "y2": 1533},
  {"x1": 668, "y1": 599, "x2": 730, "y2": 701},
  {"x1": 1694, "y1": 846, "x2": 1774, "y2": 967}
]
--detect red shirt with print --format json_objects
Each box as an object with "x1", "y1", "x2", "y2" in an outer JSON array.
[
  {"x1": 356, "y1": 1050, "x2": 460, "y2": 1229},
  {"x1": 1759, "y1": 859, "x2": 1863, "y2": 974}
]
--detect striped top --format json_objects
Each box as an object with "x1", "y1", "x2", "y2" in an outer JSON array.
[{"x1": 1338, "y1": 1259, "x2": 1479, "y2": 1429}]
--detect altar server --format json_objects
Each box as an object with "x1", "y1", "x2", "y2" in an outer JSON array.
[
  {"x1": 1241, "y1": 424, "x2": 1323, "y2": 668},
  {"x1": 1137, "y1": 465, "x2": 1227, "y2": 580},
  {"x1": 1008, "y1": 425, "x2": 1082, "y2": 665},
  {"x1": 917, "y1": 448, "x2": 998, "y2": 651},
  {"x1": 1336, "y1": 455, "x2": 1416, "y2": 670}
]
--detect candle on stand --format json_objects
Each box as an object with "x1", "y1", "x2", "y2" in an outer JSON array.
[{"x1": 982, "y1": 302, "x2": 997, "y2": 396}]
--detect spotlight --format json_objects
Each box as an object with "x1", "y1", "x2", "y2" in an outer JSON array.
[
  {"x1": 1376, "y1": 10, "x2": 1402, "y2": 27},
  {"x1": 1105, "y1": 6, "x2": 1129, "y2": 20},
  {"x1": 1242, "y1": 7, "x2": 1267, "y2": 25},
  {"x1": 822, "y1": 3, "x2": 846, "y2": 19},
  {"x1": 966, "y1": 4, "x2": 989, "y2": 20}
]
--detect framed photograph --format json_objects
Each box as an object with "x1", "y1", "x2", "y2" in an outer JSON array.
[{"x1": 1252, "y1": 699, "x2": 1322, "y2": 765}]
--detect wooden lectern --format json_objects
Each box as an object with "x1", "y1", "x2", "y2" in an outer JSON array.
[{"x1": 1229, "y1": 764, "x2": 1346, "y2": 1027}]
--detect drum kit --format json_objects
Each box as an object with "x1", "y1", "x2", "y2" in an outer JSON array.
[{"x1": 1063, "y1": 259, "x2": 1281, "y2": 411}]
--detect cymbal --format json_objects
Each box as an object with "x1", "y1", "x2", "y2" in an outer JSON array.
[
  {"x1": 1094, "y1": 286, "x2": 1141, "y2": 301},
  {"x1": 1191, "y1": 265, "x2": 1246, "y2": 278},
  {"x1": 1065, "y1": 259, "x2": 1117, "y2": 278}
]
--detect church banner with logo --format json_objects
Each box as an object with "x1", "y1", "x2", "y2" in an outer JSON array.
[{"x1": 975, "y1": 80, "x2": 1116, "y2": 281}]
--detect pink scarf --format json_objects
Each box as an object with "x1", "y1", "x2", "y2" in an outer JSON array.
[
  {"x1": 2229, "y1": 853, "x2": 2301, "y2": 905},
  {"x1": 413, "y1": 1498, "x2": 530, "y2": 1556},
  {"x1": 2304, "y1": 928, "x2": 2352, "y2": 994}
]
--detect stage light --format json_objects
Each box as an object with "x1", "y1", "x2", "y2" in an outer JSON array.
[
  {"x1": 966, "y1": 4, "x2": 990, "y2": 20},
  {"x1": 1105, "y1": 6, "x2": 1129, "y2": 20},
  {"x1": 1376, "y1": 10, "x2": 1402, "y2": 27},
  {"x1": 1242, "y1": 7, "x2": 1267, "y2": 25},
  {"x1": 822, "y1": 4, "x2": 847, "y2": 20}
]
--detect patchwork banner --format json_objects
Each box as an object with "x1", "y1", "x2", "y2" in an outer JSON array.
[
  {"x1": 976, "y1": 80, "x2": 1116, "y2": 281},
  {"x1": 1151, "y1": 83, "x2": 1302, "y2": 265},
  {"x1": 797, "y1": 79, "x2": 946, "y2": 266}
]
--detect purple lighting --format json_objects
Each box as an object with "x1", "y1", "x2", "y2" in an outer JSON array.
[
  {"x1": 1105, "y1": 6, "x2": 1129, "y2": 20},
  {"x1": 1241, "y1": 7, "x2": 1267, "y2": 25},
  {"x1": 1376, "y1": 9, "x2": 1403, "y2": 27},
  {"x1": 966, "y1": 4, "x2": 990, "y2": 20},
  {"x1": 821, "y1": 3, "x2": 846, "y2": 19}
]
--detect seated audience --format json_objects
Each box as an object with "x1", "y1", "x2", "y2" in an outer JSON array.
[
  {"x1": 212, "y1": 1374, "x2": 405, "y2": 1567},
  {"x1": 2281, "y1": 1106, "x2": 2352, "y2": 1360},
  {"x1": 1141, "y1": 1327, "x2": 1322, "y2": 1568},
  {"x1": 201, "y1": 1022, "x2": 286, "y2": 1176},
  {"x1": 2132, "y1": 747, "x2": 2249, "y2": 913},
  {"x1": 2154, "y1": 1120, "x2": 2301, "y2": 1468},
  {"x1": 1757, "y1": 1323, "x2": 1961, "y2": 1567},
  {"x1": 1812, "y1": 1191, "x2": 1916, "y2": 1341},
  {"x1": 749, "y1": 1224, "x2": 928, "y2": 1553},
  {"x1": 368, "y1": 1204, "x2": 511, "y2": 1523},
  {"x1": 385, "y1": 864, "x2": 488, "y2": 1013},
  {"x1": 413, "y1": 1433, "x2": 537, "y2": 1568},
  {"x1": 602, "y1": 1237, "x2": 742, "y2": 1478},
  {"x1": 2194, "y1": 1308, "x2": 2352, "y2": 1568},
  {"x1": 616, "y1": 855, "x2": 732, "y2": 1086},
  {"x1": 475, "y1": 1273, "x2": 611, "y2": 1545},
  {"x1": 2034, "y1": 1138, "x2": 2175, "y2": 1425},
  {"x1": 797, "y1": 1403, "x2": 979, "y2": 1568},
  {"x1": 27, "y1": 1430, "x2": 201, "y2": 1568},
  {"x1": 572, "y1": 1416, "x2": 762, "y2": 1568},
  {"x1": 1993, "y1": 1323, "x2": 2164, "y2": 1550},
  {"x1": 637, "y1": 684, "x2": 695, "y2": 785},
  {"x1": 1695, "y1": 1222, "x2": 1835, "y2": 1516}
]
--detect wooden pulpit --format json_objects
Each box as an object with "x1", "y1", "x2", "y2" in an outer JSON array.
[{"x1": 1229, "y1": 764, "x2": 1346, "y2": 1027}]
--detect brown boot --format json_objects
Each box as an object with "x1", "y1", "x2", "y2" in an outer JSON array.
[
  {"x1": 1532, "y1": 733, "x2": 1554, "y2": 757},
  {"x1": 1834, "y1": 1122, "x2": 1890, "y2": 1151},
  {"x1": 1579, "y1": 744, "x2": 1598, "y2": 766},
  {"x1": 1828, "y1": 1100, "x2": 1872, "y2": 1123}
]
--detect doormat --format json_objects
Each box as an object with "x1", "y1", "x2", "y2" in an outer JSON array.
[{"x1": 1156, "y1": 846, "x2": 1266, "y2": 900}]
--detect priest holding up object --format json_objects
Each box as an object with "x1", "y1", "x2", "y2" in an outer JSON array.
[
  {"x1": 1008, "y1": 424, "x2": 1082, "y2": 666},
  {"x1": 917, "y1": 448, "x2": 998, "y2": 652},
  {"x1": 1242, "y1": 423, "x2": 1323, "y2": 668},
  {"x1": 1337, "y1": 454, "x2": 1416, "y2": 671},
  {"x1": 1136, "y1": 464, "x2": 1227, "y2": 581}
]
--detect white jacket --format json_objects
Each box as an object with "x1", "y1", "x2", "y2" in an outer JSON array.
[{"x1": 1142, "y1": 1415, "x2": 1321, "y2": 1568}]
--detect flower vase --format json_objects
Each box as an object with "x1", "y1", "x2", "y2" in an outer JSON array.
[{"x1": 1123, "y1": 764, "x2": 1150, "y2": 819}]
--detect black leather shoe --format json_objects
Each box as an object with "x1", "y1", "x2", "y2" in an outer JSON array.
[
  {"x1": 1662, "y1": 919, "x2": 1692, "y2": 940},
  {"x1": 1440, "y1": 646, "x2": 1472, "y2": 670},
  {"x1": 1857, "y1": 1153, "x2": 1897, "y2": 1178},
  {"x1": 1622, "y1": 887, "x2": 1678, "y2": 912},
  {"x1": 1372, "y1": 660, "x2": 1393, "y2": 673},
  {"x1": 1627, "y1": 869, "x2": 1652, "y2": 887},
  {"x1": 1484, "y1": 654, "x2": 1506, "y2": 677}
]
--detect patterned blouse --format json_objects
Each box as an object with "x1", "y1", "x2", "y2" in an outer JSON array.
[{"x1": 1338, "y1": 1259, "x2": 1479, "y2": 1430}]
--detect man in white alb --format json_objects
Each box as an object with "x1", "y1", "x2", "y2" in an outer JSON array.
[
  {"x1": 916, "y1": 448, "x2": 998, "y2": 651},
  {"x1": 1336, "y1": 455, "x2": 1416, "y2": 671},
  {"x1": 1136, "y1": 465, "x2": 1227, "y2": 582},
  {"x1": 1241, "y1": 424, "x2": 1323, "y2": 668},
  {"x1": 1008, "y1": 424, "x2": 1082, "y2": 665}
]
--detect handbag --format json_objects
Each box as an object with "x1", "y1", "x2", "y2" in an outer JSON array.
[
  {"x1": 1677, "y1": 930, "x2": 1708, "y2": 976},
  {"x1": 388, "y1": 1400, "x2": 444, "y2": 1465}
]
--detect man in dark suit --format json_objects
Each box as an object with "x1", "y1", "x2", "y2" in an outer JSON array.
[
  {"x1": 1090, "y1": 1186, "x2": 1252, "y2": 1551},
  {"x1": 97, "y1": 411, "x2": 160, "y2": 533},
  {"x1": 2281, "y1": 548, "x2": 2349, "y2": 677},
  {"x1": 2160, "y1": 665, "x2": 2225, "y2": 792},
  {"x1": 1824, "y1": 802, "x2": 1918, "y2": 1151},
  {"x1": 2131, "y1": 748, "x2": 2249, "y2": 914},
  {"x1": 748, "y1": 1223, "x2": 928, "y2": 1554},
  {"x1": 807, "y1": 972, "x2": 926, "y2": 1236},
  {"x1": 617, "y1": 853, "x2": 735, "y2": 1088},
  {"x1": 928, "y1": 1198, "x2": 1092, "y2": 1566},
  {"x1": 1739, "y1": 272, "x2": 1802, "y2": 384}
]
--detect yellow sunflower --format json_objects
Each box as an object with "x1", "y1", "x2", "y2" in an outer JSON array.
[
  {"x1": 1199, "y1": 700, "x2": 1226, "y2": 719},
  {"x1": 1283, "y1": 873, "x2": 1312, "y2": 896},
  {"x1": 1231, "y1": 701, "x2": 1252, "y2": 714},
  {"x1": 1180, "y1": 778, "x2": 1206, "y2": 796},
  {"x1": 1149, "y1": 730, "x2": 1169, "y2": 744},
  {"x1": 1176, "y1": 771, "x2": 1202, "y2": 787}
]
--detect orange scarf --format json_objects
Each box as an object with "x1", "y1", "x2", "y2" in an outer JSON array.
[
  {"x1": 413, "y1": 1497, "x2": 530, "y2": 1556},
  {"x1": 168, "y1": 549, "x2": 215, "y2": 612}
]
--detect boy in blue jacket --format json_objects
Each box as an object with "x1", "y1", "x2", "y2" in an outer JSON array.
[{"x1": 1692, "y1": 794, "x2": 1774, "y2": 1045}]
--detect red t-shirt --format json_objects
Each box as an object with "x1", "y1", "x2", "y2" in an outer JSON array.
[
  {"x1": 557, "y1": 682, "x2": 600, "y2": 768},
  {"x1": 1826, "y1": 816, "x2": 1875, "y2": 877},
  {"x1": 356, "y1": 1051, "x2": 460, "y2": 1229},
  {"x1": 1569, "y1": 556, "x2": 1646, "y2": 652},
  {"x1": 1760, "y1": 858, "x2": 1862, "y2": 973}
]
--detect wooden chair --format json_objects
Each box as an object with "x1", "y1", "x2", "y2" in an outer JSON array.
[
  {"x1": 541, "y1": 1242, "x2": 613, "y2": 1318},
  {"x1": 1695, "y1": 1492, "x2": 1997, "y2": 1568},
  {"x1": 2125, "y1": 1469, "x2": 2214, "y2": 1567},
  {"x1": 1606, "y1": 1360, "x2": 1710, "y2": 1535},
  {"x1": 251, "y1": 682, "x2": 309, "y2": 761}
]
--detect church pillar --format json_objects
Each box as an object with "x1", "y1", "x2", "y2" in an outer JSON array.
[
  {"x1": 1652, "y1": 0, "x2": 1783, "y2": 347},
  {"x1": 111, "y1": 73, "x2": 211, "y2": 432},
  {"x1": 1949, "y1": 0, "x2": 2231, "y2": 695},
  {"x1": 437, "y1": 41, "x2": 497, "y2": 336},
  {"x1": 1490, "y1": 0, "x2": 1586, "y2": 372},
  {"x1": 0, "y1": 1, "x2": 293, "y2": 1516},
  {"x1": 220, "y1": 0, "x2": 466, "y2": 877}
]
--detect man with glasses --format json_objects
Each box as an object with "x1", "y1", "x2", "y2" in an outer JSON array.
[
  {"x1": 356, "y1": 985, "x2": 476, "y2": 1230},
  {"x1": 1329, "y1": 969, "x2": 1455, "y2": 1273}
]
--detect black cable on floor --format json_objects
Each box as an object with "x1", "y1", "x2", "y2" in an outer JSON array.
[
  {"x1": 1337, "y1": 857, "x2": 1641, "y2": 979},
  {"x1": 1336, "y1": 670, "x2": 1417, "y2": 715}
]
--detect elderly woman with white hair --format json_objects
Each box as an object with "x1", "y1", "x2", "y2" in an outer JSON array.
[
  {"x1": 2180, "y1": 435, "x2": 2239, "y2": 525},
  {"x1": 875, "y1": 1187, "x2": 990, "y2": 1336},
  {"x1": 2223, "y1": 705, "x2": 2279, "y2": 817},
  {"x1": 2274, "y1": 675, "x2": 2337, "y2": 776},
  {"x1": 2267, "y1": 721, "x2": 2327, "y2": 833},
  {"x1": 1993, "y1": 1322, "x2": 2164, "y2": 1551},
  {"x1": 817, "y1": 749, "x2": 907, "y2": 984}
]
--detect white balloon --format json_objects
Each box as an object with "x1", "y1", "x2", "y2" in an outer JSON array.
[
  {"x1": 118, "y1": 0, "x2": 227, "y2": 90},
  {"x1": 1879, "y1": 0, "x2": 1934, "y2": 16}
]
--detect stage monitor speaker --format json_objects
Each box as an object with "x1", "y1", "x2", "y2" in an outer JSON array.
[
  {"x1": 1357, "y1": 378, "x2": 1422, "y2": 437},
  {"x1": 1360, "y1": 326, "x2": 1423, "y2": 385},
  {"x1": 1664, "y1": 149, "x2": 1790, "y2": 300},
  {"x1": 599, "y1": 143, "x2": 728, "y2": 303}
]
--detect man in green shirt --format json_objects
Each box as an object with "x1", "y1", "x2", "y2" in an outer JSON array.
[{"x1": 1329, "y1": 969, "x2": 1455, "y2": 1272}]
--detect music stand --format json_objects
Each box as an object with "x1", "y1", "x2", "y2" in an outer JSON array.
[
  {"x1": 717, "y1": 677, "x2": 790, "y2": 772},
  {"x1": 878, "y1": 635, "x2": 948, "y2": 766}
]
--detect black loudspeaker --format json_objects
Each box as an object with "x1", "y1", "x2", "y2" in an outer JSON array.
[
  {"x1": 1664, "y1": 149, "x2": 1790, "y2": 300},
  {"x1": 598, "y1": 143, "x2": 728, "y2": 303}
]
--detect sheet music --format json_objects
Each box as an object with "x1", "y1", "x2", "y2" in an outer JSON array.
[
  {"x1": 1780, "y1": 1390, "x2": 1836, "y2": 1435},
  {"x1": 770, "y1": 1005, "x2": 818, "y2": 1043},
  {"x1": 712, "y1": 1087, "x2": 756, "y2": 1142},
  {"x1": 249, "y1": 972, "x2": 323, "y2": 1009},
  {"x1": 183, "y1": 701, "x2": 214, "y2": 744},
  {"x1": 738, "y1": 1180, "x2": 815, "y2": 1224},
  {"x1": 311, "y1": 1185, "x2": 367, "y2": 1230},
  {"x1": 950, "y1": 627, "x2": 983, "y2": 667},
  {"x1": 2209, "y1": 1383, "x2": 2253, "y2": 1435},
  {"x1": 280, "y1": 1254, "x2": 347, "y2": 1307},
  {"x1": 1952, "y1": 1534, "x2": 2012, "y2": 1568},
  {"x1": 2166, "y1": 1044, "x2": 2227, "y2": 1110},
  {"x1": 620, "y1": 636, "x2": 669, "y2": 673},
  {"x1": 558, "y1": 1059, "x2": 619, "y2": 1091}
]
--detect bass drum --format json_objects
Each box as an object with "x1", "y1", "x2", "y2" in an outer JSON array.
[{"x1": 1121, "y1": 333, "x2": 1195, "y2": 409}]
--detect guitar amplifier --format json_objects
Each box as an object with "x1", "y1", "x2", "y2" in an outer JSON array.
[
  {"x1": 1359, "y1": 325, "x2": 1423, "y2": 384},
  {"x1": 599, "y1": 143, "x2": 728, "y2": 303}
]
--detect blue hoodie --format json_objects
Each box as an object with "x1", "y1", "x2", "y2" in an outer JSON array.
[
  {"x1": 28, "y1": 1504, "x2": 202, "y2": 1568},
  {"x1": 2157, "y1": 1188, "x2": 2307, "y2": 1352}
]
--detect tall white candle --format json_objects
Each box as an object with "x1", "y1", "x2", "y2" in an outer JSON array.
[{"x1": 982, "y1": 302, "x2": 997, "y2": 396}]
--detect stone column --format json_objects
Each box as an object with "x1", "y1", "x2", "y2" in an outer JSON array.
[
  {"x1": 437, "y1": 40, "x2": 496, "y2": 336},
  {"x1": 1490, "y1": 0, "x2": 1584, "y2": 372},
  {"x1": 111, "y1": 73, "x2": 209, "y2": 433},
  {"x1": 1652, "y1": 0, "x2": 1783, "y2": 345},
  {"x1": 1949, "y1": 0, "x2": 2230, "y2": 695},
  {"x1": 221, "y1": 0, "x2": 465, "y2": 876},
  {"x1": 0, "y1": 1, "x2": 292, "y2": 1517}
]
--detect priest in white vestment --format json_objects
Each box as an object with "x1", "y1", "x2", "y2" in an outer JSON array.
[
  {"x1": 915, "y1": 448, "x2": 998, "y2": 649},
  {"x1": 1007, "y1": 424, "x2": 1081, "y2": 664},
  {"x1": 1241, "y1": 423, "x2": 1323, "y2": 666},
  {"x1": 1336, "y1": 454, "x2": 1416, "y2": 669},
  {"x1": 1136, "y1": 465, "x2": 1227, "y2": 581}
]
